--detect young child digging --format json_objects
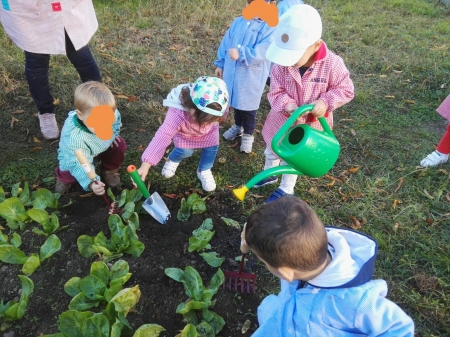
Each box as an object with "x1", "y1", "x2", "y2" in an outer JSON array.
[
  {"x1": 420, "y1": 94, "x2": 450, "y2": 167},
  {"x1": 259, "y1": 4, "x2": 355, "y2": 203},
  {"x1": 135, "y1": 76, "x2": 229, "y2": 192},
  {"x1": 55, "y1": 81, "x2": 126, "y2": 195},
  {"x1": 215, "y1": 0, "x2": 275, "y2": 153},
  {"x1": 241, "y1": 196, "x2": 415, "y2": 336}
]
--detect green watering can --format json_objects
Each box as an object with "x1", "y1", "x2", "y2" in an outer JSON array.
[{"x1": 233, "y1": 104, "x2": 340, "y2": 200}]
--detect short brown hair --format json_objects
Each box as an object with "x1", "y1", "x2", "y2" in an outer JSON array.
[
  {"x1": 245, "y1": 196, "x2": 328, "y2": 271},
  {"x1": 179, "y1": 86, "x2": 221, "y2": 126},
  {"x1": 74, "y1": 81, "x2": 116, "y2": 115}
]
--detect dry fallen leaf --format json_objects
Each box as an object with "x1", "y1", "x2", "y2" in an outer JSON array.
[
  {"x1": 379, "y1": 74, "x2": 388, "y2": 78},
  {"x1": 242, "y1": 319, "x2": 251, "y2": 334},
  {"x1": 135, "y1": 128, "x2": 145, "y2": 132},
  {"x1": 394, "y1": 177, "x2": 404, "y2": 193},
  {"x1": 350, "y1": 129, "x2": 356, "y2": 136},
  {"x1": 339, "y1": 118, "x2": 354, "y2": 122},
  {"x1": 79, "y1": 193, "x2": 94, "y2": 198},
  {"x1": 11, "y1": 109, "x2": 24, "y2": 114},
  {"x1": 392, "y1": 199, "x2": 402, "y2": 210},
  {"x1": 394, "y1": 222, "x2": 401, "y2": 230},
  {"x1": 365, "y1": 151, "x2": 381, "y2": 159},
  {"x1": 53, "y1": 98, "x2": 60, "y2": 106},
  {"x1": 162, "y1": 193, "x2": 177, "y2": 199},
  {"x1": 326, "y1": 179, "x2": 335, "y2": 187},
  {"x1": 29, "y1": 147, "x2": 42, "y2": 153},
  {"x1": 349, "y1": 216, "x2": 361, "y2": 229},
  {"x1": 338, "y1": 187, "x2": 347, "y2": 201},
  {"x1": 128, "y1": 95, "x2": 138, "y2": 102},
  {"x1": 423, "y1": 189, "x2": 434, "y2": 200},
  {"x1": 404, "y1": 100, "x2": 416, "y2": 104},
  {"x1": 158, "y1": 117, "x2": 163, "y2": 125},
  {"x1": 116, "y1": 94, "x2": 129, "y2": 99},
  {"x1": 33, "y1": 136, "x2": 41, "y2": 143},
  {"x1": 446, "y1": 193, "x2": 450, "y2": 202},
  {"x1": 393, "y1": 70, "x2": 403, "y2": 74},
  {"x1": 250, "y1": 194, "x2": 265, "y2": 199},
  {"x1": 348, "y1": 166, "x2": 360, "y2": 173},
  {"x1": 425, "y1": 218, "x2": 434, "y2": 224},
  {"x1": 385, "y1": 95, "x2": 396, "y2": 99},
  {"x1": 136, "y1": 145, "x2": 145, "y2": 151},
  {"x1": 227, "y1": 142, "x2": 239, "y2": 148},
  {"x1": 11, "y1": 117, "x2": 19, "y2": 128}
]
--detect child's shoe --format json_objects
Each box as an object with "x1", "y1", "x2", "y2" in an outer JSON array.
[
  {"x1": 161, "y1": 160, "x2": 180, "y2": 178},
  {"x1": 102, "y1": 168, "x2": 120, "y2": 187},
  {"x1": 197, "y1": 169, "x2": 216, "y2": 192},
  {"x1": 420, "y1": 151, "x2": 449, "y2": 167},
  {"x1": 240, "y1": 134, "x2": 254, "y2": 153},
  {"x1": 265, "y1": 188, "x2": 293, "y2": 204},
  {"x1": 254, "y1": 176, "x2": 278, "y2": 188},
  {"x1": 55, "y1": 179, "x2": 72, "y2": 194},
  {"x1": 223, "y1": 124, "x2": 244, "y2": 140}
]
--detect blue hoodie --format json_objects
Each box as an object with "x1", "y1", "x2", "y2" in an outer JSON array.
[{"x1": 253, "y1": 227, "x2": 415, "y2": 336}]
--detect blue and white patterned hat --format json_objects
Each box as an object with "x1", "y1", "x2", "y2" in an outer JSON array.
[{"x1": 190, "y1": 76, "x2": 229, "y2": 116}]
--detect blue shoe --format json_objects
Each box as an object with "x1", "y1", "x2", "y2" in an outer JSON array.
[
  {"x1": 254, "y1": 176, "x2": 278, "y2": 188},
  {"x1": 265, "y1": 188, "x2": 293, "y2": 204}
]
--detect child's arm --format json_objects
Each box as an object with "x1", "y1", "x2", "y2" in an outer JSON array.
[
  {"x1": 214, "y1": 21, "x2": 235, "y2": 71},
  {"x1": 355, "y1": 286, "x2": 415, "y2": 336},
  {"x1": 66, "y1": 145, "x2": 101, "y2": 192},
  {"x1": 138, "y1": 108, "x2": 183, "y2": 181},
  {"x1": 318, "y1": 57, "x2": 354, "y2": 113},
  {"x1": 233, "y1": 25, "x2": 274, "y2": 67},
  {"x1": 267, "y1": 65, "x2": 298, "y2": 114}
]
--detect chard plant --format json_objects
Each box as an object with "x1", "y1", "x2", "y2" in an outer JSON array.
[
  {"x1": 0, "y1": 275, "x2": 34, "y2": 321},
  {"x1": 177, "y1": 193, "x2": 207, "y2": 222},
  {"x1": 77, "y1": 213, "x2": 144, "y2": 262},
  {"x1": 42, "y1": 260, "x2": 165, "y2": 337},
  {"x1": 189, "y1": 219, "x2": 224, "y2": 268},
  {"x1": 107, "y1": 188, "x2": 143, "y2": 221},
  {"x1": 0, "y1": 233, "x2": 61, "y2": 275},
  {"x1": 165, "y1": 266, "x2": 225, "y2": 337},
  {"x1": 0, "y1": 183, "x2": 63, "y2": 235}
]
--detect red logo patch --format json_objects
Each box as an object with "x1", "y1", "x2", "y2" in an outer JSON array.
[{"x1": 51, "y1": 2, "x2": 62, "y2": 11}]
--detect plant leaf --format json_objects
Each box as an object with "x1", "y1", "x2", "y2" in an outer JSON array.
[
  {"x1": 188, "y1": 231, "x2": 214, "y2": 252},
  {"x1": 180, "y1": 324, "x2": 198, "y2": 337},
  {"x1": 39, "y1": 234, "x2": 61, "y2": 262},
  {"x1": 177, "y1": 198, "x2": 191, "y2": 222},
  {"x1": 80, "y1": 275, "x2": 107, "y2": 301},
  {"x1": 35, "y1": 188, "x2": 58, "y2": 209},
  {"x1": 64, "y1": 277, "x2": 82, "y2": 297},
  {"x1": 110, "y1": 260, "x2": 130, "y2": 281},
  {"x1": 126, "y1": 212, "x2": 139, "y2": 230},
  {"x1": 132, "y1": 324, "x2": 166, "y2": 337},
  {"x1": 107, "y1": 188, "x2": 116, "y2": 202},
  {"x1": 176, "y1": 300, "x2": 207, "y2": 314},
  {"x1": 22, "y1": 254, "x2": 41, "y2": 275},
  {"x1": 81, "y1": 313, "x2": 110, "y2": 337},
  {"x1": 128, "y1": 189, "x2": 143, "y2": 203},
  {"x1": 69, "y1": 293, "x2": 99, "y2": 311},
  {"x1": 0, "y1": 245, "x2": 28, "y2": 264},
  {"x1": 59, "y1": 310, "x2": 94, "y2": 337},
  {"x1": 10, "y1": 233, "x2": 22, "y2": 248},
  {"x1": 199, "y1": 252, "x2": 224, "y2": 268},
  {"x1": 18, "y1": 182, "x2": 30, "y2": 204},
  {"x1": 186, "y1": 193, "x2": 202, "y2": 207},
  {"x1": 121, "y1": 202, "x2": 135, "y2": 220},
  {"x1": 109, "y1": 285, "x2": 141, "y2": 317},
  {"x1": 202, "y1": 309, "x2": 225, "y2": 335},
  {"x1": 191, "y1": 200, "x2": 206, "y2": 215},
  {"x1": 124, "y1": 240, "x2": 144, "y2": 257},
  {"x1": 90, "y1": 262, "x2": 110, "y2": 286},
  {"x1": 220, "y1": 217, "x2": 240, "y2": 229},
  {"x1": 27, "y1": 208, "x2": 49, "y2": 224},
  {"x1": 195, "y1": 321, "x2": 214, "y2": 337},
  {"x1": 118, "y1": 190, "x2": 128, "y2": 208},
  {"x1": 0, "y1": 197, "x2": 28, "y2": 224}
]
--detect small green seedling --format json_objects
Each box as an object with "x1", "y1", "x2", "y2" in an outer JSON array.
[{"x1": 177, "y1": 193, "x2": 207, "y2": 222}]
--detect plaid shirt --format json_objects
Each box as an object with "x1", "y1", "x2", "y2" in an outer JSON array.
[
  {"x1": 0, "y1": 0, "x2": 97, "y2": 54},
  {"x1": 437, "y1": 94, "x2": 450, "y2": 121},
  {"x1": 141, "y1": 108, "x2": 219, "y2": 166},
  {"x1": 262, "y1": 43, "x2": 354, "y2": 147}
]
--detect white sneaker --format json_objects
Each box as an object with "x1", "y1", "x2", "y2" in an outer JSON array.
[
  {"x1": 240, "y1": 134, "x2": 254, "y2": 153},
  {"x1": 38, "y1": 113, "x2": 60, "y2": 140},
  {"x1": 223, "y1": 124, "x2": 243, "y2": 140},
  {"x1": 197, "y1": 169, "x2": 216, "y2": 192},
  {"x1": 420, "y1": 151, "x2": 449, "y2": 167},
  {"x1": 161, "y1": 160, "x2": 180, "y2": 178}
]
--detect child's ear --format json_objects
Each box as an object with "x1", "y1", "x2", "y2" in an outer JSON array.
[
  {"x1": 277, "y1": 266, "x2": 296, "y2": 282},
  {"x1": 314, "y1": 39, "x2": 323, "y2": 52},
  {"x1": 75, "y1": 109, "x2": 83, "y2": 119}
]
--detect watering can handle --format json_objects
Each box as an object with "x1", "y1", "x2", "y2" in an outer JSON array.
[{"x1": 271, "y1": 104, "x2": 336, "y2": 160}]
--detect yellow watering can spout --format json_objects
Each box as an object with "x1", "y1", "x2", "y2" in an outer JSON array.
[{"x1": 233, "y1": 186, "x2": 248, "y2": 201}]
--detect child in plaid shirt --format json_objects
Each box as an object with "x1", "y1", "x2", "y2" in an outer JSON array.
[{"x1": 259, "y1": 4, "x2": 355, "y2": 203}]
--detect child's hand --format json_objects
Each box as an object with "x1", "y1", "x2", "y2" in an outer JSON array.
[
  {"x1": 310, "y1": 99, "x2": 327, "y2": 117},
  {"x1": 90, "y1": 180, "x2": 105, "y2": 195},
  {"x1": 132, "y1": 162, "x2": 151, "y2": 188},
  {"x1": 240, "y1": 223, "x2": 250, "y2": 254},
  {"x1": 110, "y1": 136, "x2": 121, "y2": 148},
  {"x1": 285, "y1": 103, "x2": 298, "y2": 114},
  {"x1": 214, "y1": 68, "x2": 223, "y2": 79},
  {"x1": 228, "y1": 48, "x2": 239, "y2": 61}
]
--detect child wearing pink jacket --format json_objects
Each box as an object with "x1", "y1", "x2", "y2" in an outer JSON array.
[
  {"x1": 420, "y1": 94, "x2": 450, "y2": 167},
  {"x1": 259, "y1": 5, "x2": 355, "y2": 203}
]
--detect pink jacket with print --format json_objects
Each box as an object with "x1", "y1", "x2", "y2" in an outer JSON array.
[
  {"x1": 262, "y1": 43, "x2": 355, "y2": 148},
  {"x1": 437, "y1": 94, "x2": 450, "y2": 121}
]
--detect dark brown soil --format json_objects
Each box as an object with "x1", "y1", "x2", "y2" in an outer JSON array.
[{"x1": 0, "y1": 187, "x2": 276, "y2": 337}]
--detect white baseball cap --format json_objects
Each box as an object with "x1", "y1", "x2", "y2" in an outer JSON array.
[{"x1": 266, "y1": 4, "x2": 322, "y2": 67}]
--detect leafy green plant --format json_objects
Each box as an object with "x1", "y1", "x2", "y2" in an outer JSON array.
[
  {"x1": 188, "y1": 218, "x2": 214, "y2": 253},
  {"x1": 107, "y1": 188, "x2": 143, "y2": 221},
  {"x1": 177, "y1": 193, "x2": 207, "y2": 222},
  {"x1": 165, "y1": 266, "x2": 225, "y2": 336},
  {"x1": 0, "y1": 275, "x2": 34, "y2": 321},
  {"x1": 0, "y1": 234, "x2": 61, "y2": 275},
  {"x1": 77, "y1": 213, "x2": 144, "y2": 262},
  {"x1": 42, "y1": 260, "x2": 165, "y2": 337}
]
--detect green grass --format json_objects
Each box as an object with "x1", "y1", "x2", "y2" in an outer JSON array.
[{"x1": 1, "y1": 0, "x2": 450, "y2": 335}]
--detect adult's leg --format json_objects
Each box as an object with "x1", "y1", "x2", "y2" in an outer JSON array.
[
  {"x1": 65, "y1": 30, "x2": 101, "y2": 83},
  {"x1": 198, "y1": 145, "x2": 219, "y2": 172}
]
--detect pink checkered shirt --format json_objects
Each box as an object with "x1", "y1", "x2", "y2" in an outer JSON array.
[
  {"x1": 262, "y1": 43, "x2": 355, "y2": 147},
  {"x1": 437, "y1": 94, "x2": 450, "y2": 121},
  {"x1": 0, "y1": 0, "x2": 98, "y2": 54},
  {"x1": 141, "y1": 108, "x2": 219, "y2": 166}
]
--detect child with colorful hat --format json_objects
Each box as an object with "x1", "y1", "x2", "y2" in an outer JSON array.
[
  {"x1": 214, "y1": 0, "x2": 275, "y2": 154},
  {"x1": 259, "y1": 4, "x2": 355, "y2": 203},
  {"x1": 135, "y1": 76, "x2": 229, "y2": 192}
]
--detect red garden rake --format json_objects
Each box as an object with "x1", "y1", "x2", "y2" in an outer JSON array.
[
  {"x1": 75, "y1": 149, "x2": 121, "y2": 215},
  {"x1": 223, "y1": 253, "x2": 256, "y2": 294}
]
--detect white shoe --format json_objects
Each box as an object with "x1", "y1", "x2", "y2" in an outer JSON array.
[
  {"x1": 38, "y1": 113, "x2": 60, "y2": 140},
  {"x1": 420, "y1": 151, "x2": 449, "y2": 167},
  {"x1": 161, "y1": 160, "x2": 180, "y2": 178},
  {"x1": 240, "y1": 134, "x2": 254, "y2": 153},
  {"x1": 223, "y1": 124, "x2": 243, "y2": 140},
  {"x1": 197, "y1": 169, "x2": 216, "y2": 192}
]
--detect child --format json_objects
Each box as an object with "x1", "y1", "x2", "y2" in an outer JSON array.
[
  {"x1": 241, "y1": 196, "x2": 415, "y2": 336},
  {"x1": 135, "y1": 76, "x2": 229, "y2": 192},
  {"x1": 214, "y1": 0, "x2": 275, "y2": 153},
  {"x1": 259, "y1": 4, "x2": 354, "y2": 203},
  {"x1": 420, "y1": 94, "x2": 450, "y2": 167},
  {"x1": 55, "y1": 81, "x2": 126, "y2": 195}
]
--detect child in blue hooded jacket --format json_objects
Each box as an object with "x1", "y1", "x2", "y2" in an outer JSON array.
[
  {"x1": 241, "y1": 196, "x2": 414, "y2": 336},
  {"x1": 214, "y1": 0, "x2": 275, "y2": 154}
]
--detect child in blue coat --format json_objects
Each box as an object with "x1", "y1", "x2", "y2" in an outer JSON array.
[
  {"x1": 241, "y1": 196, "x2": 415, "y2": 336},
  {"x1": 214, "y1": 0, "x2": 275, "y2": 153}
]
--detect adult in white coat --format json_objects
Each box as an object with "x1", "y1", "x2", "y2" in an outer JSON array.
[{"x1": 0, "y1": 0, "x2": 101, "y2": 139}]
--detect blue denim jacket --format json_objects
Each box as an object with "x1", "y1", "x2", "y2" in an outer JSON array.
[
  {"x1": 253, "y1": 228, "x2": 415, "y2": 337},
  {"x1": 215, "y1": 17, "x2": 274, "y2": 111}
]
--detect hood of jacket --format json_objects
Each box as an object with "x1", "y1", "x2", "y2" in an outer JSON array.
[{"x1": 162, "y1": 83, "x2": 190, "y2": 111}]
